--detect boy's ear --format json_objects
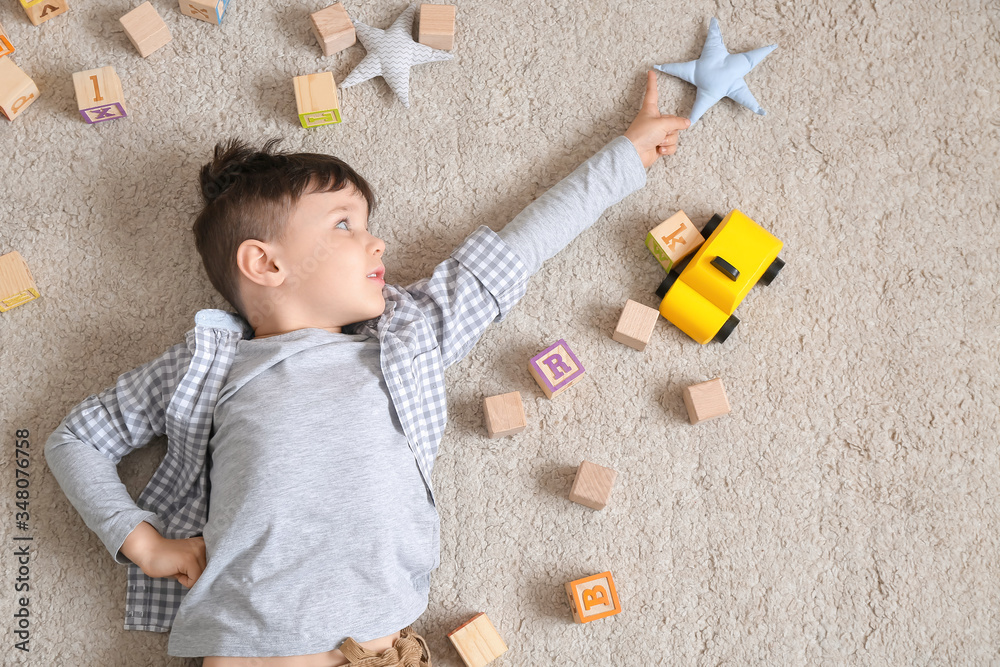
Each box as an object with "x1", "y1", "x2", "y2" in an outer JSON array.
[{"x1": 236, "y1": 239, "x2": 284, "y2": 287}]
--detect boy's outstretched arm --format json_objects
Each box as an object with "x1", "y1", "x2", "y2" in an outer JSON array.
[
  {"x1": 497, "y1": 70, "x2": 689, "y2": 275},
  {"x1": 395, "y1": 71, "x2": 687, "y2": 368}
]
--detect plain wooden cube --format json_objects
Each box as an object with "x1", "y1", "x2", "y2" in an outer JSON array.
[
  {"x1": 529, "y1": 339, "x2": 585, "y2": 399},
  {"x1": 20, "y1": 0, "x2": 69, "y2": 27},
  {"x1": 120, "y1": 2, "x2": 172, "y2": 57},
  {"x1": 448, "y1": 612, "x2": 507, "y2": 667},
  {"x1": 612, "y1": 299, "x2": 659, "y2": 351},
  {"x1": 293, "y1": 71, "x2": 341, "y2": 128},
  {"x1": 568, "y1": 460, "x2": 617, "y2": 510},
  {"x1": 0, "y1": 58, "x2": 40, "y2": 121},
  {"x1": 73, "y1": 66, "x2": 127, "y2": 124},
  {"x1": 682, "y1": 377, "x2": 731, "y2": 424},
  {"x1": 417, "y1": 3, "x2": 455, "y2": 51},
  {"x1": 179, "y1": 0, "x2": 230, "y2": 25},
  {"x1": 310, "y1": 3, "x2": 355, "y2": 56},
  {"x1": 0, "y1": 251, "x2": 40, "y2": 313},
  {"x1": 645, "y1": 210, "x2": 705, "y2": 273},
  {"x1": 565, "y1": 571, "x2": 622, "y2": 624},
  {"x1": 483, "y1": 391, "x2": 526, "y2": 438},
  {"x1": 0, "y1": 21, "x2": 15, "y2": 58}
]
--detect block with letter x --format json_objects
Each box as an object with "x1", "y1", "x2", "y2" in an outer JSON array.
[{"x1": 73, "y1": 66, "x2": 127, "y2": 124}]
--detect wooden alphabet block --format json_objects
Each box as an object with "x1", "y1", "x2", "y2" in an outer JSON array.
[
  {"x1": 0, "y1": 58, "x2": 40, "y2": 121},
  {"x1": 0, "y1": 21, "x2": 15, "y2": 58},
  {"x1": 447, "y1": 612, "x2": 507, "y2": 667},
  {"x1": 568, "y1": 460, "x2": 617, "y2": 510},
  {"x1": 682, "y1": 377, "x2": 731, "y2": 424},
  {"x1": 483, "y1": 391, "x2": 526, "y2": 438},
  {"x1": 645, "y1": 210, "x2": 705, "y2": 273},
  {"x1": 565, "y1": 571, "x2": 622, "y2": 623},
  {"x1": 612, "y1": 299, "x2": 659, "y2": 351},
  {"x1": 0, "y1": 251, "x2": 40, "y2": 313},
  {"x1": 120, "y1": 2, "x2": 172, "y2": 57},
  {"x1": 20, "y1": 0, "x2": 69, "y2": 27},
  {"x1": 529, "y1": 339, "x2": 585, "y2": 399},
  {"x1": 179, "y1": 0, "x2": 230, "y2": 25},
  {"x1": 310, "y1": 3, "x2": 355, "y2": 57},
  {"x1": 417, "y1": 4, "x2": 456, "y2": 51},
  {"x1": 293, "y1": 72, "x2": 341, "y2": 128},
  {"x1": 73, "y1": 66, "x2": 127, "y2": 124}
]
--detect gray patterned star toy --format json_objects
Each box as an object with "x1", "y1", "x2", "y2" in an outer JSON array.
[
  {"x1": 339, "y1": 3, "x2": 453, "y2": 108},
  {"x1": 655, "y1": 17, "x2": 777, "y2": 125}
]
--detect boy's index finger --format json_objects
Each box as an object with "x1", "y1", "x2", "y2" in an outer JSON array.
[{"x1": 643, "y1": 70, "x2": 659, "y2": 113}]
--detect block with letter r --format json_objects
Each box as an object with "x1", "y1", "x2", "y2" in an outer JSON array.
[{"x1": 528, "y1": 339, "x2": 586, "y2": 399}]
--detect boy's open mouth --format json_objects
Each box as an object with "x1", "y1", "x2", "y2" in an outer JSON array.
[{"x1": 367, "y1": 266, "x2": 385, "y2": 284}]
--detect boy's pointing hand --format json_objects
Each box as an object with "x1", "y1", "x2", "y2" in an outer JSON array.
[{"x1": 624, "y1": 70, "x2": 691, "y2": 169}]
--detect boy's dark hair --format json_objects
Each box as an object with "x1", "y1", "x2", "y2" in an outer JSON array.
[{"x1": 192, "y1": 138, "x2": 377, "y2": 320}]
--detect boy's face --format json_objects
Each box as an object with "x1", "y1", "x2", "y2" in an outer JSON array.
[{"x1": 274, "y1": 186, "x2": 386, "y2": 329}]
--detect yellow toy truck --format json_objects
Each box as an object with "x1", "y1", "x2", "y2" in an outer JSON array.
[{"x1": 654, "y1": 209, "x2": 784, "y2": 344}]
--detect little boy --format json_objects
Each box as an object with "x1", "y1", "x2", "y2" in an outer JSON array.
[{"x1": 44, "y1": 71, "x2": 688, "y2": 666}]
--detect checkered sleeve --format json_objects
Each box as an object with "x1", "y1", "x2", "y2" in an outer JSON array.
[
  {"x1": 401, "y1": 225, "x2": 531, "y2": 368},
  {"x1": 43, "y1": 341, "x2": 193, "y2": 565}
]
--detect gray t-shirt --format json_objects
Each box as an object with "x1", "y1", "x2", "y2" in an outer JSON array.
[{"x1": 166, "y1": 329, "x2": 439, "y2": 657}]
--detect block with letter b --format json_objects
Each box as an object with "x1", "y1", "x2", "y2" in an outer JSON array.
[
  {"x1": 0, "y1": 58, "x2": 40, "y2": 121},
  {"x1": 20, "y1": 0, "x2": 69, "y2": 27},
  {"x1": 73, "y1": 66, "x2": 127, "y2": 124},
  {"x1": 528, "y1": 339, "x2": 586, "y2": 399},
  {"x1": 565, "y1": 571, "x2": 622, "y2": 623},
  {"x1": 293, "y1": 72, "x2": 342, "y2": 128},
  {"x1": 645, "y1": 210, "x2": 705, "y2": 273}
]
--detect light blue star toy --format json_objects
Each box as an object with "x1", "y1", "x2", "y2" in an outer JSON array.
[
  {"x1": 655, "y1": 17, "x2": 777, "y2": 125},
  {"x1": 340, "y1": 3, "x2": 453, "y2": 109}
]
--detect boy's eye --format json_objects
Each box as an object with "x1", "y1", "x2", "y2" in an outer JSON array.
[{"x1": 335, "y1": 220, "x2": 349, "y2": 230}]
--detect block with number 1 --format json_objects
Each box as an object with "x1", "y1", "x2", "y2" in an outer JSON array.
[{"x1": 73, "y1": 67, "x2": 127, "y2": 124}]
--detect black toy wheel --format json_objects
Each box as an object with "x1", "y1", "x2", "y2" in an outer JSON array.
[
  {"x1": 655, "y1": 272, "x2": 678, "y2": 299},
  {"x1": 759, "y1": 257, "x2": 785, "y2": 286},
  {"x1": 713, "y1": 314, "x2": 739, "y2": 343},
  {"x1": 701, "y1": 213, "x2": 724, "y2": 238}
]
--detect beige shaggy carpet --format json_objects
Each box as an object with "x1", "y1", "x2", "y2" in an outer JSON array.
[{"x1": 1, "y1": 0, "x2": 998, "y2": 665}]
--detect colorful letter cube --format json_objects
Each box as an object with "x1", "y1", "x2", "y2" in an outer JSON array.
[
  {"x1": 73, "y1": 66, "x2": 127, "y2": 124},
  {"x1": 447, "y1": 612, "x2": 507, "y2": 667},
  {"x1": 0, "y1": 58, "x2": 40, "y2": 121},
  {"x1": 310, "y1": 3, "x2": 355, "y2": 57},
  {"x1": 565, "y1": 571, "x2": 622, "y2": 623},
  {"x1": 568, "y1": 460, "x2": 617, "y2": 510},
  {"x1": 0, "y1": 21, "x2": 15, "y2": 58},
  {"x1": 120, "y1": 2, "x2": 172, "y2": 57},
  {"x1": 682, "y1": 377, "x2": 731, "y2": 424},
  {"x1": 612, "y1": 299, "x2": 659, "y2": 351},
  {"x1": 483, "y1": 391, "x2": 526, "y2": 438},
  {"x1": 293, "y1": 72, "x2": 342, "y2": 128},
  {"x1": 20, "y1": 0, "x2": 69, "y2": 27},
  {"x1": 646, "y1": 210, "x2": 705, "y2": 273},
  {"x1": 528, "y1": 339, "x2": 585, "y2": 399},
  {"x1": 179, "y1": 0, "x2": 230, "y2": 25},
  {"x1": 417, "y1": 3, "x2": 456, "y2": 51},
  {"x1": 0, "y1": 251, "x2": 40, "y2": 313}
]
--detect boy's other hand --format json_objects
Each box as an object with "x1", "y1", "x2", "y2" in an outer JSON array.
[
  {"x1": 139, "y1": 535, "x2": 207, "y2": 589},
  {"x1": 624, "y1": 70, "x2": 691, "y2": 169}
]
